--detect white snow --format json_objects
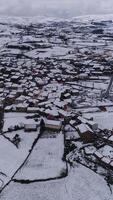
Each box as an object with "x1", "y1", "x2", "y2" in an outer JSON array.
[
  {"x1": 1, "y1": 165, "x2": 112, "y2": 200},
  {"x1": 3, "y1": 112, "x2": 35, "y2": 132},
  {"x1": 83, "y1": 112, "x2": 113, "y2": 130},
  {"x1": 15, "y1": 134, "x2": 66, "y2": 180},
  {"x1": 0, "y1": 136, "x2": 28, "y2": 187}
]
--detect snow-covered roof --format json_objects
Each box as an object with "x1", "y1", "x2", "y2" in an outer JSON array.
[
  {"x1": 77, "y1": 123, "x2": 93, "y2": 134},
  {"x1": 101, "y1": 157, "x2": 111, "y2": 165},
  {"x1": 108, "y1": 135, "x2": 113, "y2": 142},
  {"x1": 24, "y1": 124, "x2": 37, "y2": 129},
  {"x1": 45, "y1": 119, "x2": 62, "y2": 127}
]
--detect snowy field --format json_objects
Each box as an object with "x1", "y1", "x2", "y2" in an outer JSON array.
[
  {"x1": 0, "y1": 136, "x2": 28, "y2": 188},
  {"x1": 1, "y1": 165, "x2": 112, "y2": 200},
  {"x1": 25, "y1": 46, "x2": 71, "y2": 59},
  {"x1": 15, "y1": 134, "x2": 66, "y2": 181},
  {"x1": 1, "y1": 13, "x2": 113, "y2": 199},
  {"x1": 84, "y1": 112, "x2": 113, "y2": 130},
  {"x1": 0, "y1": 129, "x2": 40, "y2": 188},
  {"x1": 4, "y1": 129, "x2": 40, "y2": 152},
  {"x1": 3, "y1": 112, "x2": 34, "y2": 132}
]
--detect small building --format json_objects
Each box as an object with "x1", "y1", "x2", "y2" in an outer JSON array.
[
  {"x1": 64, "y1": 125, "x2": 80, "y2": 141},
  {"x1": 78, "y1": 116, "x2": 98, "y2": 131},
  {"x1": 65, "y1": 130, "x2": 80, "y2": 141},
  {"x1": 76, "y1": 123, "x2": 94, "y2": 143},
  {"x1": 16, "y1": 103, "x2": 28, "y2": 112},
  {"x1": 44, "y1": 119, "x2": 62, "y2": 131},
  {"x1": 11, "y1": 75, "x2": 20, "y2": 83},
  {"x1": 94, "y1": 145, "x2": 113, "y2": 169},
  {"x1": 58, "y1": 109, "x2": 69, "y2": 118},
  {"x1": 94, "y1": 151, "x2": 104, "y2": 160},
  {"x1": 4, "y1": 105, "x2": 12, "y2": 112},
  {"x1": 107, "y1": 135, "x2": 113, "y2": 146},
  {"x1": 87, "y1": 120, "x2": 98, "y2": 131},
  {"x1": 27, "y1": 107, "x2": 39, "y2": 113},
  {"x1": 103, "y1": 135, "x2": 113, "y2": 146},
  {"x1": 99, "y1": 106, "x2": 107, "y2": 112},
  {"x1": 24, "y1": 124, "x2": 37, "y2": 132},
  {"x1": 101, "y1": 157, "x2": 111, "y2": 166}
]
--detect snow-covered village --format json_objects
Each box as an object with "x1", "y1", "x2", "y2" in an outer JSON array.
[{"x1": 0, "y1": 14, "x2": 113, "y2": 199}]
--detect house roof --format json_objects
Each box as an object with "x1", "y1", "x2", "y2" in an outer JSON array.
[
  {"x1": 45, "y1": 119, "x2": 62, "y2": 127},
  {"x1": 108, "y1": 135, "x2": 113, "y2": 142},
  {"x1": 77, "y1": 123, "x2": 93, "y2": 134},
  {"x1": 24, "y1": 124, "x2": 37, "y2": 129}
]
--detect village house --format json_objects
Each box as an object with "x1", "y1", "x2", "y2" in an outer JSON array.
[
  {"x1": 86, "y1": 120, "x2": 98, "y2": 131},
  {"x1": 24, "y1": 124, "x2": 37, "y2": 132},
  {"x1": 78, "y1": 116, "x2": 98, "y2": 131},
  {"x1": 5, "y1": 94, "x2": 16, "y2": 105},
  {"x1": 45, "y1": 108, "x2": 59, "y2": 118},
  {"x1": 105, "y1": 135, "x2": 113, "y2": 146},
  {"x1": 15, "y1": 95, "x2": 26, "y2": 104},
  {"x1": 64, "y1": 125, "x2": 80, "y2": 141},
  {"x1": 78, "y1": 73, "x2": 89, "y2": 80},
  {"x1": 44, "y1": 119, "x2": 62, "y2": 131},
  {"x1": 11, "y1": 75, "x2": 20, "y2": 83},
  {"x1": 58, "y1": 109, "x2": 69, "y2": 118},
  {"x1": 94, "y1": 145, "x2": 113, "y2": 170},
  {"x1": 27, "y1": 107, "x2": 39, "y2": 113},
  {"x1": 11, "y1": 84, "x2": 19, "y2": 90},
  {"x1": 76, "y1": 123, "x2": 94, "y2": 143},
  {"x1": 4, "y1": 105, "x2": 13, "y2": 112},
  {"x1": 16, "y1": 103, "x2": 28, "y2": 112},
  {"x1": 70, "y1": 119, "x2": 77, "y2": 127}
]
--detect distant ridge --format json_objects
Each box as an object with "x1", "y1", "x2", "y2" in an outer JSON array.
[{"x1": 0, "y1": 14, "x2": 113, "y2": 25}]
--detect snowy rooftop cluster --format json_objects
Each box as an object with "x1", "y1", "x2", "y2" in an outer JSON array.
[{"x1": 0, "y1": 16, "x2": 113, "y2": 199}]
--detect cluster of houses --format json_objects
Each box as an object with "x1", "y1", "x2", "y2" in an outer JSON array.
[
  {"x1": 68, "y1": 116, "x2": 98, "y2": 143},
  {"x1": 24, "y1": 119, "x2": 62, "y2": 132},
  {"x1": 0, "y1": 58, "x2": 72, "y2": 114},
  {"x1": 94, "y1": 145, "x2": 113, "y2": 170},
  {"x1": 0, "y1": 17, "x2": 113, "y2": 178},
  {"x1": 0, "y1": 18, "x2": 113, "y2": 116}
]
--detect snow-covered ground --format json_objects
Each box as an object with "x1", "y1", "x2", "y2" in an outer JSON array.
[
  {"x1": 3, "y1": 112, "x2": 34, "y2": 132},
  {"x1": 75, "y1": 14, "x2": 113, "y2": 23},
  {"x1": 84, "y1": 112, "x2": 113, "y2": 130},
  {"x1": 15, "y1": 134, "x2": 66, "y2": 180},
  {"x1": 1, "y1": 165, "x2": 112, "y2": 200},
  {"x1": 25, "y1": 46, "x2": 71, "y2": 59},
  {"x1": 0, "y1": 136, "x2": 28, "y2": 188},
  {"x1": 0, "y1": 13, "x2": 113, "y2": 199},
  {"x1": 4, "y1": 129, "x2": 40, "y2": 152},
  {"x1": 0, "y1": 129, "x2": 40, "y2": 188}
]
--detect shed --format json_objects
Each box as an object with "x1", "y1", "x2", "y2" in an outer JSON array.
[
  {"x1": 77, "y1": 123, "x2": 94, "y2": 143},
  {"x1": 24, "y1": 124, "x2": 37, "y2": 132},
  {"x1": 87, "y1": 120, "x2": 98, "y2": 131},
  {"x1": 44, "y1": 119, "x2": 62, "y2": 131}
]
